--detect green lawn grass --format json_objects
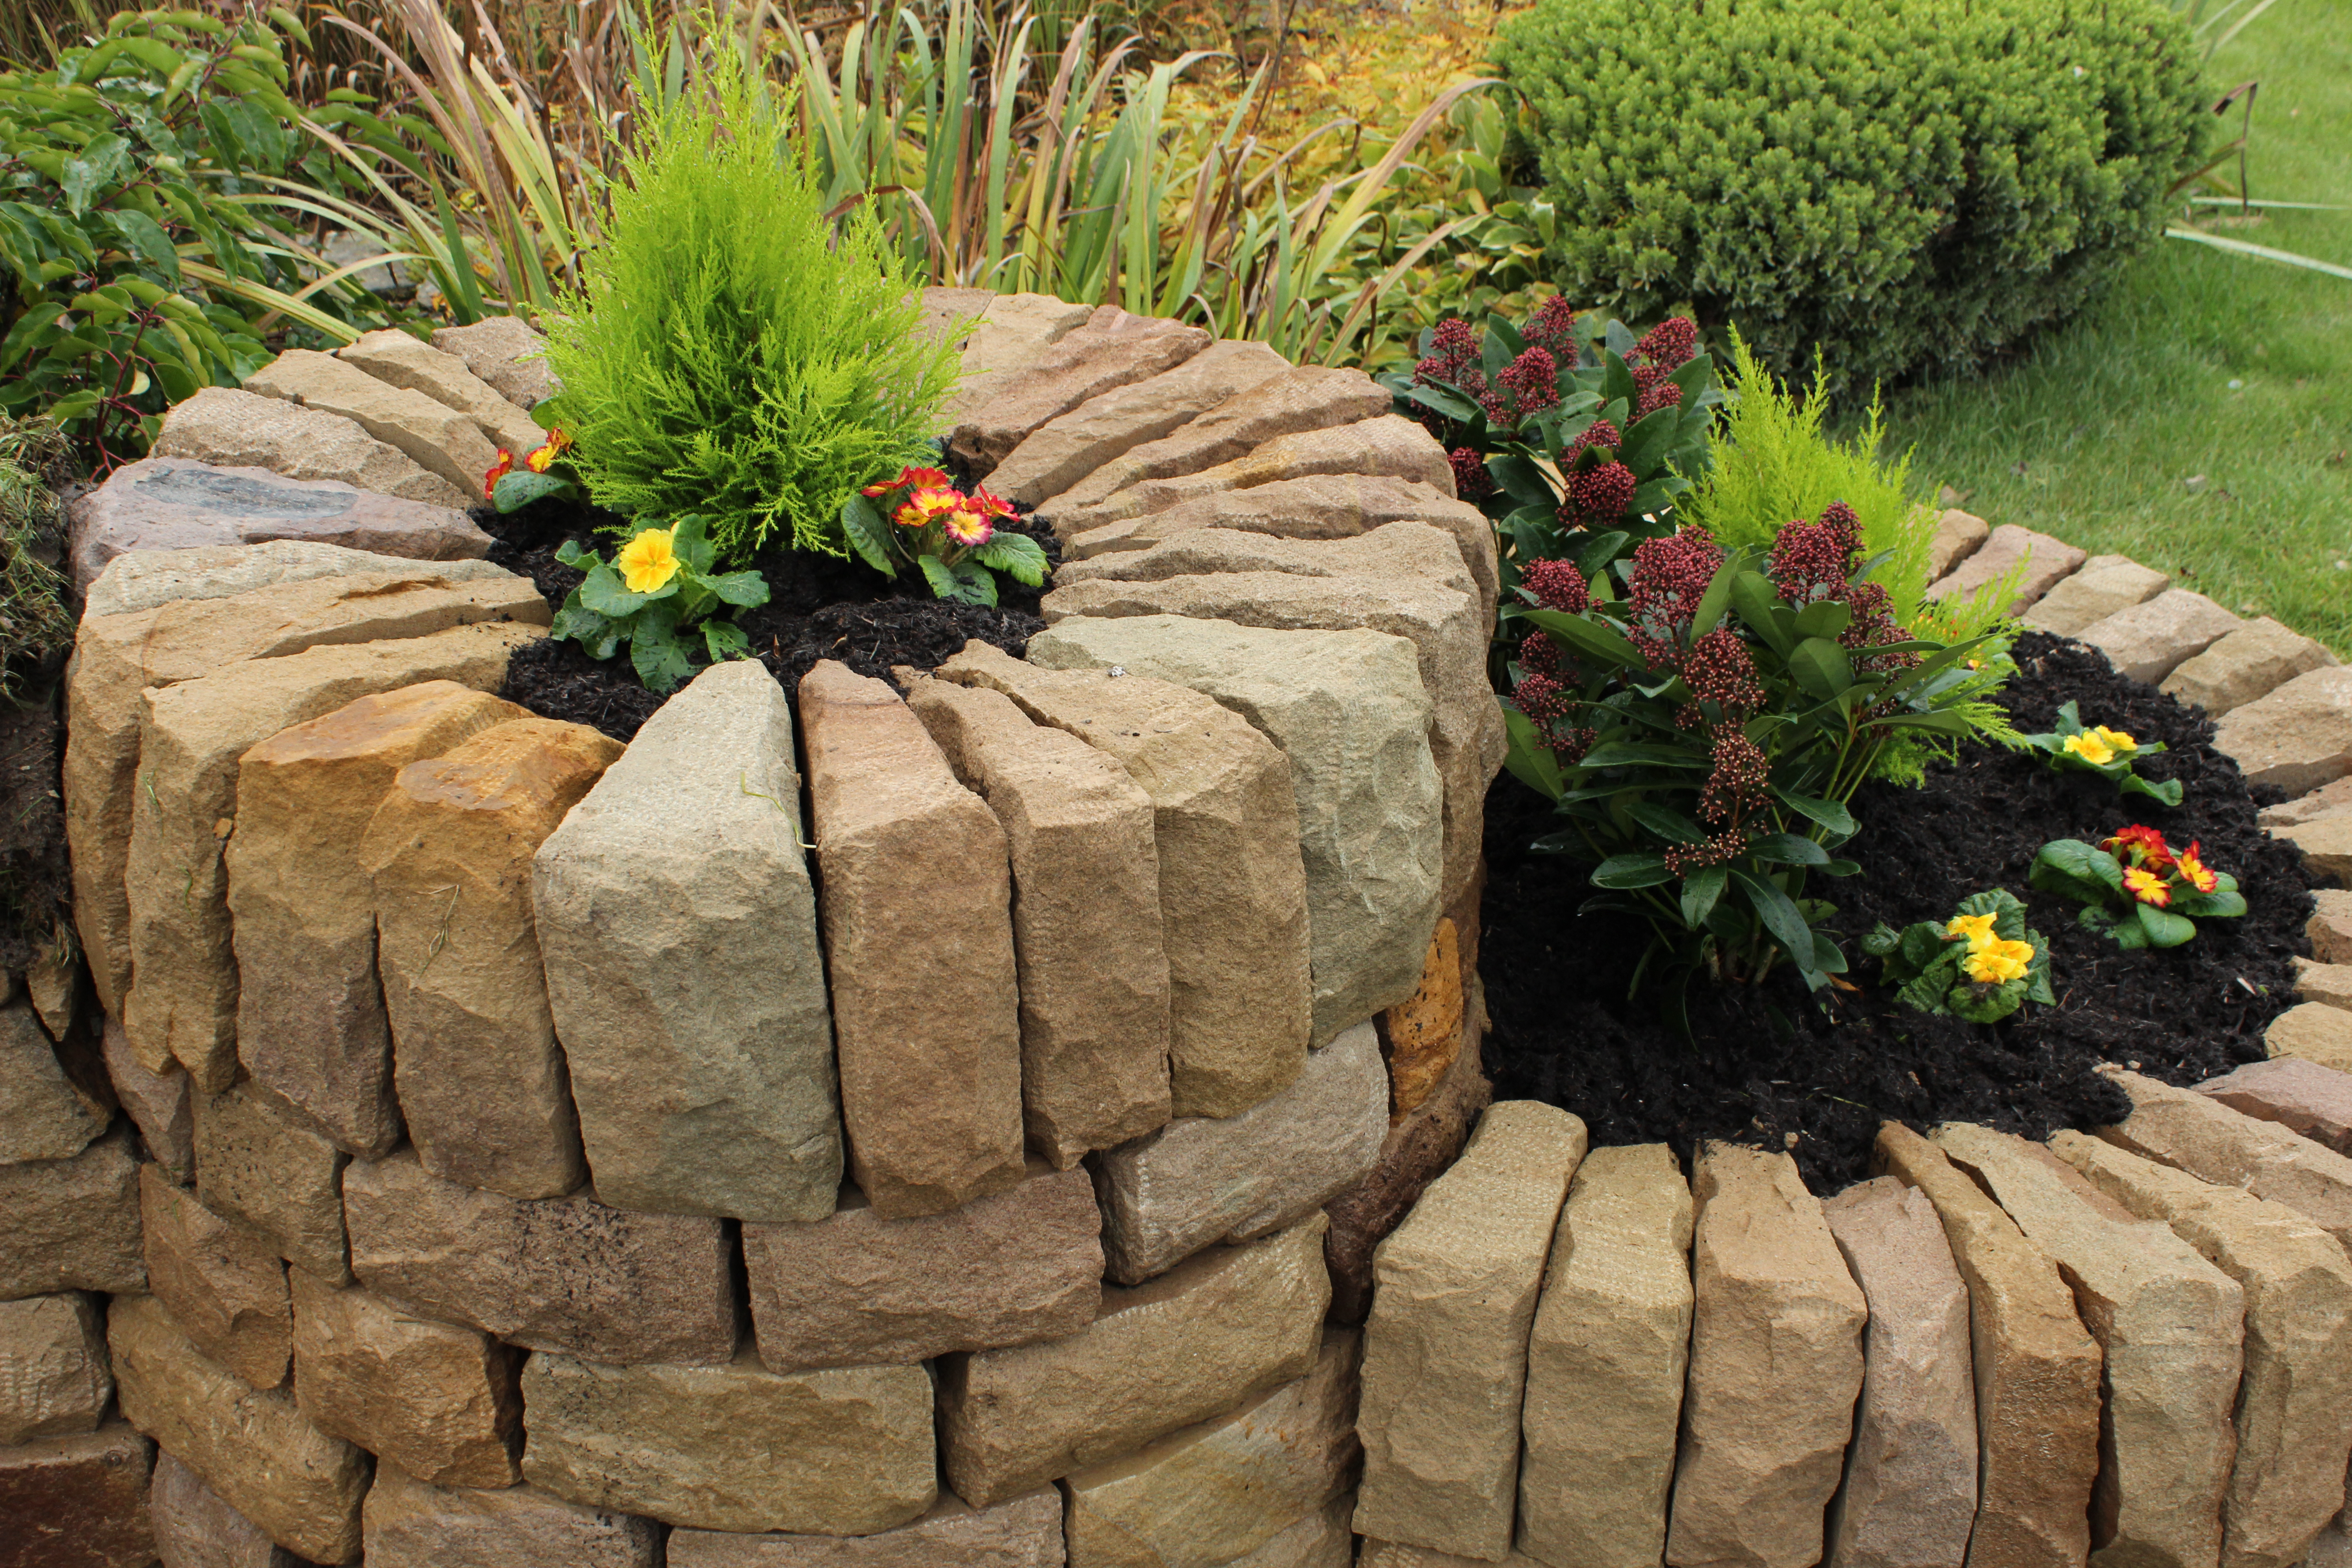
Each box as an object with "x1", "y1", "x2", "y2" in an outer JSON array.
[{"x1": 1868, "y1": 1, "x2": 2352, "y2": 655}]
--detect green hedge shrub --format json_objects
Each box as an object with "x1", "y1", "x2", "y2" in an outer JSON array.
[{"x1": 1496, "y1": 0, "x2": 2206, "y2": 389}]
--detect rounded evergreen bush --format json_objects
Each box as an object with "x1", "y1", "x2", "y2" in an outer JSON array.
[{"x1": 1496, "y1": 0, "x2": 2206, "y2": 389}]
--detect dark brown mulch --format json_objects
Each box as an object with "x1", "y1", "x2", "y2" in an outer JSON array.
[
  {"x1": 481, "y1": 494, "x2": 1056, "y2": 743},
  {"x1": 0, "y1": 690, "x2": 72, "y2": 975},
  {"x1": 1480, "y1": 631, "x2": 2323, "y2": 1191}
]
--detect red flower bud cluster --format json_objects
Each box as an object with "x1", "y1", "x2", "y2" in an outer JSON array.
[
  {"x1": 1449, "y1": 446, "x2": 1494, "y2": 499},
  {"x1": 1769, "y1": 500, "x2": 1863, "y2": 604},
  {"x1": 1481, "y1": 346, "x2": 1562, "y2": 426},
  {"x1": 1566, "y1": 461, "x2": 1637, "y2": 524},
  {"x1": 1635, "y1": 317, "x2": 1698, "y2": 367},
  {"x1": 1697, "y1": 728, "x2": 1770, "y2": 826},
  {"x1": 1414, "y1": 318, "x2": 1486, "y2": 397},
  {"x1": 1665, "y1": 827, "x2": 1750, "y2": 877},
  {"x1": 1522, "y1": 557, "x2": 1592, "y2": 616},
  {"x1": 1564, "y1": 418, "x2": 1622, "y2": 462},
  {"x1": 1636, "y1": 378, "x2": 1686, "y2": 420},
  {"x1": 1624, "y1": 526, "x2": 1724, "y2": 668},
  {"x1": 1676, "y1": 627, "x2": 1764, "y2": 729},
  {"x1": 1522, "y1": 296, "x2": 1584, "y2": 367}
]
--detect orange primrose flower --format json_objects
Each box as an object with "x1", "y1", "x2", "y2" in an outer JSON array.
[
  {"x1": 524, "y1": 428, "x2": 573, "y2": 474},
  {"x1": 893, "y1": 486, "x2": 964, "y2": 529},
  {"x1": 941, "y1": 502, "x2": 994, "y2": 549},
  {"x1": 2122, "y1": 866, "x2": 2171, "y2": 907},
  {"x1": 2176, "y1": 840, "x2": 2219, "y2": 895},
  {"x1": 483, "y1": 449, "x2": 514, "y2": 500},
  {"x1": 970, "y1": 485, "x2": 1016, "y2": 520},
  {"x1": 862, "y1": 465, "x2": 953, "y2": 498},
  {"x1": 2102, "y1": 825, "x2": 2174, "y2": 871}
]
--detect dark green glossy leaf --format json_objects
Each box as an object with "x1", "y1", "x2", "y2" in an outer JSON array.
[
  {"x1": 1593, "y1": 852, "x2": 1674, "y2": 889},
  {"x1": 1788, "y1": 637, "x2": 1853, "y2": 699}
]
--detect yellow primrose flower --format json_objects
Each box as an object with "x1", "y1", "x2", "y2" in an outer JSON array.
[
  {"x1": 2122, "y1": 866, "x2": 2171, "y2": 907},
  {"x1": 1963, "y1": 937, "x2": 2034, "y2": 985},
  {"x1": 616, "y1": 527, "x2": 681, "y2": 594},
  {"x1": 2091, "y1": 725, "x2": 2137, "y2": 754},
  {"x1": 2062, "y1": 731, "x2": 2117, "y2": 766},
  {"x1": 1944, "y1": 912, "x2": 1999, "y2": 948}
]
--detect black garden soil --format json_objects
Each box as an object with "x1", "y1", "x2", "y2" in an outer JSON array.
[
  {"x1": 478, "y1": 492, "x2": 1055, "y2": 743},
  {"x1": 1480, "y1": 631, "x2": 2327, "y2": 1191}
]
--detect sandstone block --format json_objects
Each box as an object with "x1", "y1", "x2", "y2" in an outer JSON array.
[
  {"x1": 2269, "y1": 1001, "x2": 2352, "y2": 1072},
  {"x1": 2278, "y1": 813, "x2": 2352, "y2": 882},
  {"x1": 938, "y1": 642, "x2": 1310, "y2": 1118},
  {"x1": 230, "y1": 681, "x2": 524, "y2": 1158},
  {"x1": 915, "y1": 285, "x2": 998, "y2": 349},
  {"x1": 949, "y1": 293, "x2": 1096, "y2": 424},
  {"x1": 1820, "y1": 1177, "x2": 1978, "y2": 1568},
  {"x1": 1926, "y1": 524, "x2": 2086, "y2": 616},
  {"x1": 431, "y1": 315, "x2": 558, "y2": 408},
  {"x1": 0, "y1": 1421, "x2": 154, "y2": 1568},
  {"x1": 364, "y1": 1463, "x2": 662, "y2": 1568},
  {"x1": 1664, "y1": 1144, "x2": 1868, "y2": 1568},
  {"x1": 2098, "y1": 1067, "x2": 2352, "y2": 1250},
  {"x1": 193, "y1": 1082, "x2": 350, "y2": 1284},
  {"x1": 1063, "y1": 1328, "x2": 1360, "y2": 1568},
  {"x1": 2199, "y1": 1057, "x2": 2352, "y2": 1154},
  {"x1": 1934, "y1": 1122, "x2": 2243, "y2": 1568},
  {"x1": 2077, "y1": 590, "x2": 2244, "y2": 686},
  {"x1": 0, "y1": 1126, "x2": 144, "y2": 1300},
  {"x1": 153, "y1": 386, "x2": 470, "y2": 509},
  {"x1": 521, "y1": 1349, "x2": 936, "y2": 1535},
  {"x1": 343, "y1": 1148, "x2": 734, "y2": 1364},
  {"x1": 901, "y1": 674, "x2": 1171, "y2": 1166},
  {"x1": 363, "y1": 715, "x2": 621, "y2": 1199},
  {"x1": 289, "y1": 1270, "x2": 518, "y2": 1490},
  {"x1": 2212, "y1": 667, "x2": 2352, "y2": 794},
  {"x1": 2292, "y1": 958, "x2": 2352, "y2": 1010},
  {"x1": 1929, "y1": 510, "x2": 1991, "y2": 580},
  {"x1": 121, "y1": 621, "x2": 541, "y2": 1088},
  {"x1": 1093, "y1": 1021, "x2": 1386, "y2": 1285},
  {"x1": 110, "y1": 1294, "x2": 367, "y2": 1563},
  {"x1": 2258, "y1": 775, "x2": 2352, "y2": 830},
  {"x1": 1354, "y1": 1101, "x2": 1588, "y2": 1560},
  {"x1": 535, "y1": 660, "x2": 842, "y2": 1220},
  {"x1": 2056, "y1": 1131, "x2": 2352, "y2": 1568},
  {"x1": 243, "y1": 347, "x2": 501, "y2": 493},
  {"x1": 798, "y1": 661, "x2": 1025, "y2": 1217},
  {"x1": 81, "y1": 537, "x2": 514, "y2": 620},
  {"x1": 0, "y1": 1294, "x2": 111, "y2": 1445},
  {"x1": 338, "y1": 328, "x2": 545, "y2": 453},
  {"x1": 0, "y1": 999, "x2": 109, "y2": 1164},
  {"x1": 24, "y1": 950, "x2": 83, "y2": 1046},
  {"x1": 2307, "y1": 892, "x2": 2352, "y2": 965},
  {"x1": 2021, "y1": 554, "x2": 2169, "y2": 637},
  {"x1": 140, "y1": 1166, "x2": 291, "y2": 1390},
  {"x1": 2163, "y1": 618, "x2": 2337, "y2": 716},
  {"x1": 1227, "y1": 1494, "x2": 1353, "y2": 1568},
  {"x1": 102, "y1": 1019, "x2": 191, "y2": 1180},
  {"x1": 1383, "y1": 919, "x2": 1464, "y2": 1118},
  {"x1": 150, "y1": 1447, "x2": 311, "y2": 1568},
  {"x1": 1029, "y1": 613, "x2": 1441, "y2": 1043},
  {"x1": 989, "y1": 338, "x2": 1291, "y2": 505},
  {"x1": 1360, "y1": 1542, "x2": 1544, "y2": 1568},
  {"x1": 744, "y1": 1161, "x2": 1102, "y2": 1372},
  {"x1": 1516, "y1": 1142, "x2": 1693, "y2": 1568},
  {"x1": 938, "y1": 1213, "x2": 1331, "y2": 1506},
  {"x1": 666, "y1": 1488, "x2": 1063, "y2": 1566},
  {"x1": 953, "y1": 304, "x2": 1211, "y2": 472}
]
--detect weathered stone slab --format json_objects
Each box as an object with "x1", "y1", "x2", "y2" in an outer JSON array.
[
  {"x1": 2021, "y1": 554, "x2": 2169, "y2": 637},
  {"x1": 2056, "y1": 1131, "x2": 2352, "y2": 1568},
  {"x1": 1029, "y1": 613, "x2": 1441, "y2": 1044},
  {"x1": 338, "y1": 328, "x2": 545, "y2": 453},
  {"x1": 0, "y1": 1293, "x2": 111, "y2": 1445},
  {"x1": 2292, "y1": 959, "x2": 2352, "y2": 1010},
  {"x1": 2077, "y1": 589, "x2": 2244, "y2": 686},
  {"x1": 521, "y1": 1349, "x2": 936, "y2": 1535},
  {"x1": 938, "y1": 1213, "x2": 1330, "y2": 1507},
  {"x1": 243, "y1": 347, "x2": 501, "y2": 493},
  {"x1": 0, "y1": 1125, "x2": 144, "y2": 1300},
  {"x1": 140, "y1": 1165, "x2": 290, "y2": 1390},
  {"x1": 937, "y1": 641, "x2": 1310, "y2": 1119},
  {"x1": 153, "y1": 385, "x2": 471, "y2": 509},
  {"x1": 536, "y1": 660, "x2": 842, "y2": 1220},
  {"x1": 1820, "y1": 1177, "x2": 1977, "y2": 1568},
  {"x1": 2098, "y1": 1067, "x2": 2352, "y2": 1251},
  {"x1": 901, "y1": 674, "x2": 1171, "y2": 1166},
  {"x1": 1063, "y1": 1328, "x2": 1360, "y2": 1568},
  {"x1": 1093, "y1": 1021, "x2": 1386, "y2": 1285},
  {"x1": 1227, "y1": 1495, "x2": 1353, "y2": 1568},
  {"x1": 948, "y1": 292, "x2": 1096, "y2": 424},
  {"x1": 0, "y1": 1000, "x2": 109, "y2": 1164},
  {"x1": 2258, "y1": 776, "x2": 2352, "y2": 831},
  {"x1": 431, "y1": 314, "x2": 558, "y2": 408},
  {"x1": 1517, "y1": 1142, "x2": 1692, "y2": 1568},
  {"x1": 667, "y1": 1488, "x2": 1062, "y2": 1566},
  {"x1": 2199, "y1": 1057, "x2": 2352, "y2": 1154},
  {"x1": 0, "y1": 1421, "x2": 154, "y2": 1568},
  {"x1": 363, "y1": 715, "x2": 620, "y2": 1199},
  {"x1": 988, "y1": 338, "x2": 1290, "y2": 505},
  {"x1": 66, "y1": 454, "x2": 491, "y2": 591},
  {"x1": 1664, "y1": 1144, "x2": 1867, "y2": 1568},
  {"x1": 1359, "y1": 1542, "x2": 1544, "y2": 1568},
  {"x1": 230, "y1": 682, "x2": 523, "y2": 1158},
  {"x1": 2269, "y1": 1001, "x2": 2352, "y2": 1072},
  {"x1": 192, "y1": 1082, "x2": 350, "y2": 1285},
  {"x1": 24, "y1": 951, "x2": 84, "y2": 1053},
  {"x1": 744, "y1": 1161, "x2": 1101, "y2": 1372},
  {"x1": 288, "y1": 1269, "x2": 518, "y2": 1490},
  {"x1": 953, "y1": 305, "x2": 1210, "y2": 473},
  {"x1": 110, "y1": 1294, "x2": 367, "y2": 1564},
  {"x1": 364, "y1": 1463, "x2": 662, "y2": 1567},
  {"x1": 2278, "y1": 813, "x2": 2352, "y2": 881},
  {"x1": 121, "y1": 621, "x2": 541, "y2": 1088},
  {"x1": 82, "y1": 538, "x2": 515, "y2": 620},
  {"x1": 2307, "y1": 893, "x2": 2352, "y2": 964},
  {"x1": 1929, "y1": 510, "x2": 1990, "y2": 580},
  {"x1": 1934, "y1": 1122, "x2": 2243, "y2": 1568},
  {"x1": 102, "y1": 1018, "x2": 191, "y2": 1181},
  {"x1": 343, "y1": 1148, "x2": 734, "y2": 1364},
  {"x1": 1354, "y1": 1101, "x2": 1588, "y2": 1560},
  {"x1": 150, "y1": 1447, "x2": 311, "y2": 1568},
  {"x1": 797, "y1": 661, "x2": 1024, "y2": 1218},
  {"x1": 915, "y1": 285, "x2": 998, "y2": 350},
  {"x1": 2212, "y1": 667, "x2": 2352, "y2": 795},
  {"x1": 1926, "y1": 524, "x2": 2086, "y2": 616},
  {"x1": 2164, "y1": 618, "x2": 2337, "y2": 717}
]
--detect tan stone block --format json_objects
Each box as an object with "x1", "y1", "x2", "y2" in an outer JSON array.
[
  {"x1": 521, "y1": 1348, "x2": 937, "y2": 1535},
  {"x1": 2279, "y1": 813, "x2": 2352, "y2": 881},
  {"x1": 938, "y1": 642, "x2": 1309, "y2": 1118},
  {"x1": 938, "y1": 1213, "x2": 1331, "y2": 1507},
  {"x1": 744, "y1": 1162, "x2": 1102, "y2": 1372},
  {"x1": 1935, "y1": 1122, "x2": 2243, "y2": 1568},
  {"x1": 2270, "y1": 1000, "x2": 2352, "y2": 1072},
  {"x1": 121, "y1": 620, "x2": 541, "y2": 1088},
  {"x1": 2199, "y1": 1057, "x2": 2352, "y2": 1155},
  {"x1": 2258, "y1": 776, "x2": 2352, "y2": 831},
  {"x1": 1664, "y1": 1145, "x2": 1867, "y2": 1568},
  {"x1": 102, "y1": 1016, "x2": 191, "y2": 1181},
  {"x1": 1360, "y1": 1540, "x2": 1546, "y2": 1568},
  {"x1": 139, "y1": 1165, "x2": 291, "y2": 1390},
  {"x1": 431, "y1": 314, "x2": 558, "y2": 408},
  {"x1": 83, "y1": 537, "x2": 511, "y2": 620},
  {"x1": 0, "y1": 998, "x2": 109, "y2": 1163},
  {"x1": 666, "y1": 1488, "x2": 1063, "y2": 1566},
  {"x1": 1928, "y1": 510, "x2": 1991, "y2": 581},
  {"x1": 2077, "y1": 590, "x2": 2245, "y2": 686},
  {"x1": 154, "y1": 385, "x2": 470, "y2": 509},
  {"x1": 0, "y1": 1421, "x2": 155, "y2": 1568},
  {"x1": 951, "y1": 292, "x2": 1095, "y2": 416},
  {"x1": 243, "y1": 347, "x2": 501, "y2": 493},
  {"x1": 343, "y1": 1149, "x2": 736, "y2": 1366},
  {"x1": 1517, "y1": 1143, "x2": 1692, "y2": 1568},
  {"x1": 2097, "y1": 1067, "x2": 2352, "y2": 1250},
  {"x1": 798, "y1": 661, "x2": 1025, "y2": 1217},
  {"x1": 1354, "y1": 1101, "x2": 1587, "y2": 1560},
  {"x1": 24, "y1": 947, "x2": 84, "y2": 1046},
  {"x1": 952, "y1": 304, "x2": 1211, "y2": 472},
  {"x1": 915, "y1": 286, "x2": 998, "y2": 350},
  {"x1": 903, "y1": 674, "x2": 1172, "y2": 1166},
  {"x1": 1926, "y1": 524, "x2": 2087, "y2": 617},
  {"x1": 2020, "y1": 554, "x2": 2169, "y2": 637},
  {"x1": 1384, "y1": 919, "x2": 1464, "y2": 1118},
  {"x1": 0, "y1": 1293, "x2": 111, "y2": 1445},
  {"x1": 289, "y1": 1270, "x2": 519, "y2": 1489},
  {"x1": 1226, "y1": 1496, "x2": 1354, "y2": 1568},
  {"x1": 338, "y1": 328, "x2": 545, "y2": 454},
  {"x1": 2164, "y1": 618, "x2": 2337, "y2": 717},
  {"x1": 192, "y1": 1081, "x2": 350, "y2": 1285},
  {"x1": 362, "y1": 715, "x2": 622, "y2": 1199},
  {"x1": 151, "y1": 1446, "x2": 314, "y2": 1568},
  {"x1": 1874, "y1": 1123, "x2": 2101, "y2": 1568},
  {"x1": 110, "y1": 1293, "x2": 367, "y2": 1563},
  {"x1": 229, "y1": 681, "x2": 525, "y2": 1158},
  {"x1": 988, "y1": 338, "x2": 1292, "y2": 506},
  {"x1": 2212, "y1": 667, "x2": 2352, "y2": 795},
  {"x1": 2293, "y1": 958, "x2": 2352, "y2": 1011},
  {"x1": 0, "y1": 1125, "x2": 145, "y2": 1300},
  {"x1": 363, "y1": 1463, "x2": 662, "y2": 1567},
  {"x1": 2310, "y1": 892, "x2": 2352, "y2": 965}
]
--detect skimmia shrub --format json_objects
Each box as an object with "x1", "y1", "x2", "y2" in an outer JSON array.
[{"x1": 1865, "y1": 891, "x2": 2053, "y2": 1024}]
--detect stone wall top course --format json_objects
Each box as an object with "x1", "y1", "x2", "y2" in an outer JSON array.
[
  {"x1": 2212, "y1": 666, "x2": 2352, "y2": 795},
  {"x1": 2097, "y1": 1066, "x2": 2352, "y2": 1250},
  {"x1": 2164, "y1": 618, "x2": 2337, "y2": 717},
  {"x1": 242, "y1": 347, "x2": 500, "y2": 494},
  {"x1": 430, "y1": 314, "x2": 557, "y2": 408},
  {"x1": 337, "y1": 328, "x2": 545, "y2": 455},
  {"x1": 2199, "y1": 1057, "x2": 2352, "y2": 1154},
  {"x1": 152, "y1": 386, "x2": 470, "y2": 510},
  {"x1": 82, "y1": 538, "x2": 515, "y2": 620},
  {"x1": 1925, "y1": 525, "x2": 2085, "y2": 617},
  {"x1": 951, "y1": 304, "x2": 1211, "y2": 473}
]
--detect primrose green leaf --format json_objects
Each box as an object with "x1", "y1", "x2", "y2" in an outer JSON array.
[
  {"x1": 840, "y1": 493, "x2": 895, "y2": 576},
  {"x1": 2136, "y1": 903, "x2": 2198, "y2": 949}
]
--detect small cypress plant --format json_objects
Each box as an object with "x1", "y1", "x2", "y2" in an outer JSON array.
[{"x1": 542, "y1": 47, "x2": 958, "y2": 562}]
